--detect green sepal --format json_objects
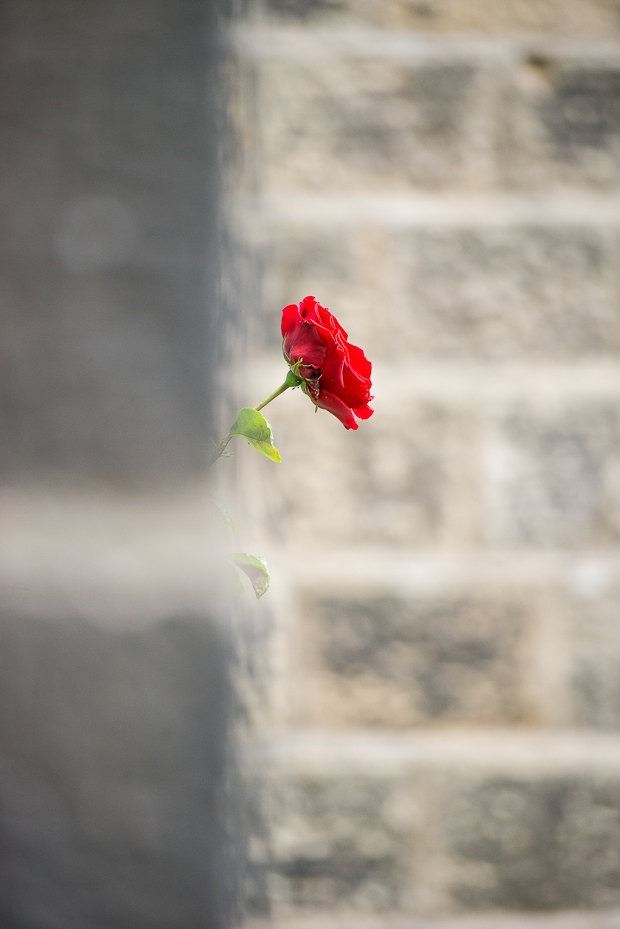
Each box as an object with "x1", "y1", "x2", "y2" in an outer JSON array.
[
  {"x1": 229, "y1": 408, "x2": 281, "y2": 463},
  {"x1": 285, "y1": 364, "x2": 303, "y2": 387},
  {"x1": 228, "y1": 553, "x2": 270, "y2": 599},
  {"x1": 211, "y1": 496, "x2": 237, "y2": 531}
]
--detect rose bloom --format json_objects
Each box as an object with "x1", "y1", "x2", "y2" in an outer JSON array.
[{"x1": 281, "y1": 296, "x2": 373, "y2": 430}]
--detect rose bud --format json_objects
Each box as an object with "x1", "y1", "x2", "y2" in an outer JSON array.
[{"x1": 281, "y1": 296, "x2": 373, "y2": 430}]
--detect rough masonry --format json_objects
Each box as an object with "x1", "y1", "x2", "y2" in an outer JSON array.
[{"x1": 239, "y1": 0, "x2": 620, "y2": 922}]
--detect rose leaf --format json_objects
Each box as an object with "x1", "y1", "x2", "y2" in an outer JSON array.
[
  {"x1": 229, "y1": 408, "x2": 281, "y2": 463},
  {"x1": 228, "y1": 553, "x2": 270, "y2": 599}
]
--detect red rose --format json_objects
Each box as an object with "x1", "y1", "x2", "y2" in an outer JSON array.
[{"x1": 281, "y1": 296, "x2": 373, "y2": 430}]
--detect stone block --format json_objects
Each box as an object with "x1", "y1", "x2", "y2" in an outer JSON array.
[
  {"x1": 502, "y1": 58, "x2": 620, "y2": 189},
  {"x1": 260, "y1": 733, "x2": 620, "y2": 915},
  {"x1": 256, "y1": 39, "x2": 620, "y2": 192},
  {"x1": 271, "y1": 393, "x2": 477, "y2": 548},
  {"x1": 261, "y1": 220, "x2": 619, "y2": 363},
  {"x1": 388, "y1": 226, "x2": 620, "y2": 361},
  {"x1": 260, "y1": 54, "x2": 499, "y2": 191},
  {"x1": 442, "y1": 775, "x2": 620, "y2": 911},
  {"x1": 258, "y1": 232, "x2": 358, "y2": 347},
  {"x1": 486, "y1": 400, "x2": 620, "y2": 547},
  {"x1": 296, "y1": 590, "x2": 535, "y2": 727},
  {"x1": 265, "y1": 774, "x2": 408, "y2": 912},
  {"x1": 258, "y1": 227, "x2": 384, "y2": 357},
  {"x1": 563, "y1": 564, "x2": 620, "y2": 728},
  {"x1": 384, "y1": 0, "x2": 620, "y2": 33},
  {"x1": 260, "y1": 0, "x2": 620, "y2": 34}
]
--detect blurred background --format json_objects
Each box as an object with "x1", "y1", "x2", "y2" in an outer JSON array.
[
  {"x1": 4, "y1": 0, "x2": 620, "y2": 928},
  {"x1": 235, "y1": 0, "x2": 620, "y2": 926}
]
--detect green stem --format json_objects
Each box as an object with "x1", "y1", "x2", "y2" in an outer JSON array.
[
  {"x1": 254, "y1": 380, "x2": 291, "y2": 412},
  {"x1": 208, "y1": 370, "x2": 302, "y2": 468},
  {"x1": 207, "y1": 433, "x2": 233, "y2": 468}
]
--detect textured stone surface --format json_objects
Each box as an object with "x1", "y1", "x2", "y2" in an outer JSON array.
[
  {"x1": 443, "y1": 776, "x2": 620, "y2": 911},
  {"x1": 271, "y1": 394, "x2": 477, "y2": 548},
  {"x1": 257, "y1": 223, "x2": 389, "y2": 366},
  {"x1": 259, "y1": 733, "x2": 620, "y2": 915},
  {"x1": 564, "y1": 569, "x2": 620, "y2": 728},
  {"x1": 242, "y1": 9, "x2": 620, "y2": 926},
  {"x1": 259, "y1": 231, "x2": 363, "y2": 348},
  {"x1": 388, "y1": 227, "x2": 620, "y2": 361},
  {"x1": 487, "y1": 401, "x2": 620, "y2": 547},
  {"x1": 267, "y1": 775, "x2": 408, "y2": 913},
  {"x1": 261, "y1": 223, "x2": 620, "y2": 361},
  {"x1": 260, "y1": 0, "x2": 620, "y2": 33},
  {"x1": 255, "y1": 38, "x2": 620, "y2": 192},
  {"x1": 386, "y1": 0, "x2": 620, "y2": 32},
  {"x1": 297, "y1": 591, "x2": 535, "y2": 727},
  {"x1": 246, "y1": 909, "x2": 620, "y2": 928},
  {"x1": 502, "y1": 59, "x2": 620, "y2": 189},
  {"x1": 260, "y1": 55, "x2": 499, "y2": 191}
]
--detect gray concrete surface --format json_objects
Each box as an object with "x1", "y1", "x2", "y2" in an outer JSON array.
[{"x1": 0, "y1": 2, "x2": 237, "y2": 926}]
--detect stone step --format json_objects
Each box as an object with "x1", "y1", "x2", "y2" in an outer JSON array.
[
  {"x1": 247, "y1": 729, "x2": 620, "y2": 917},
  {"x1": 238, "y1": 27, "x2": 620, "y2": 192}
]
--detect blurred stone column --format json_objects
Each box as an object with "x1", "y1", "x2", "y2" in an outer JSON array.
[{"x1": 0, "y1": 2, "x2": 235, "y2": 927}]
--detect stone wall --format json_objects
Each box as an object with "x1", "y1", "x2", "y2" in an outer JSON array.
[{"x1": 238, "y1": 0, "x2": 620, "y2": 923}]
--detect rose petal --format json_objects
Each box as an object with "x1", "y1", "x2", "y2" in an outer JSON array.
[
  {"x1": 318, "y1": 306, "x2": 349, "y2": 344},
  {"x1": 281, "y1": 303, "x2": 302, "y2": 341},
  {"x1": 282, "y1": 297, "x2": 373, "y2": 430},
  {"x1": 299, "y1": 296, "x2": 322, "y2": 324},
  {"x1": 321, "y1": 344, "x2": 346, "y2": 389},
  {"x1": 288, "y1": 321, "x2": 327, "y2": 368},
  {"x1": 347, "y1": 342, "x2": 372, "y2": 380},
  {"x1": 338, "y1": 365, "x2": 371, "y2": 407},
  {"x1": 316, "y1": 389, "x2": 359, "y2": 430}
]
